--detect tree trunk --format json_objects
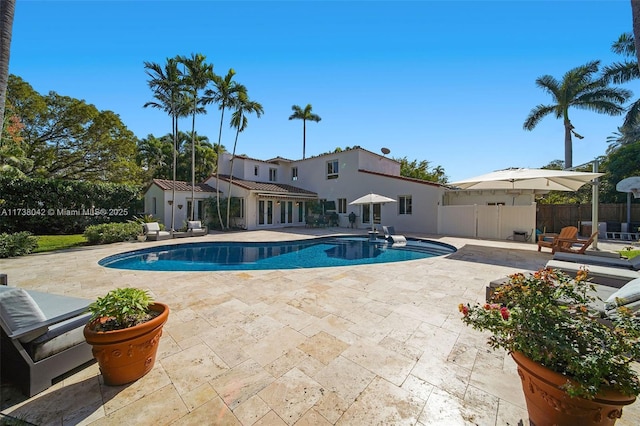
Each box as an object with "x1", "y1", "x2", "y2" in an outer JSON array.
[
  {"x1": 632, "y1": 1, "x2": 640, "y2": 73},
  {"x1": 215, "y1": 105, "x2": 226, "y2": 230},
  {"x1": 0, "y1": 0, "x2": 16, "y2": 142},
  {"x1": 226, "y1": 127, "x2": 241, "y2": 229},
  {"x1": 564, "y1": 119, "x2": 573, "y2": 169},
  {"x1": 302, "y1": 119, "x2": 306, "y2": 160},
  {"x1": 190, "y1": 100, "x2": 196, "y2": 221}
]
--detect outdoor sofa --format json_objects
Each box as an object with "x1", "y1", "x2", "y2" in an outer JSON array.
[
  {"x1": 187, "y1": 220, "x2": 207, "y2": 237},
  {"x1": 0, "y1": 286, "x2": 94, "y2": 396},
  {"x1": 143, "y1": 222, "x2": 171, "y2": 241}
]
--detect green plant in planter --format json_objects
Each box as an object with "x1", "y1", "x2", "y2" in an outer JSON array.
[
  {"x1": 87, "y1": 288, "x2": 155, "y2": 331},
  {"x1": 459, "y1": 268, "x2": 640, "y2": 399}
]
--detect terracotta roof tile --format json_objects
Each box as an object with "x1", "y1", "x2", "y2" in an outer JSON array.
[{"x1": 152, "y1": 179, "x2": 219, "y2": 193}]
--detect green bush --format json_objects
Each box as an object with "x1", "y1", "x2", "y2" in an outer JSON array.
[
  {"x1": 0, "y1": 232, "x2": 39, "y2": 258},
  {"x1": 84, "y1": 222, "x2": 140, "y2": 245}
]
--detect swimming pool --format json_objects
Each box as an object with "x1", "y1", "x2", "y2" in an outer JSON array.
[{"x1": 99, "y1": 236, "x2": 456, "y2": 271}]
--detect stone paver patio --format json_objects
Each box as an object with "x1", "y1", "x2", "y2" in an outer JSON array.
[{"x1": 1, "y1": 228, "x2": 638, "y2": 425}]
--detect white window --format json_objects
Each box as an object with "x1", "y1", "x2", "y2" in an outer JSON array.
[
  {"x1": 269, "y1": 168, "x2": 277, "y2": 182},
  {"x1": 327, "y1": 160, "x2": 339, "y2": 179},
  {"x1": 338, "y1": 198, "x2": 347, "y2": 214},
  {"x1": 399, "y1": 196, "x2": 412, "y2": 215},
  {"x1": 292, "y1": 167, "x2": 298, "y2": 181}
]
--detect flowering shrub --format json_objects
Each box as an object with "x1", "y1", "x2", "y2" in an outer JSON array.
[{"x1": 460, "y1": 267, "x2": 640, "y2": 399}]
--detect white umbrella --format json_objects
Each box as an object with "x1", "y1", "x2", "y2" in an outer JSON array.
[
  {"x1": 349, "y1": 193, "x2": 397, "y2": 232},
  {"x1": 450, "y1": 168, "x2": 603, "y2": 192}
]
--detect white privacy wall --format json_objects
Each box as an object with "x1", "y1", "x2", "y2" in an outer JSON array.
[{"x1": 438, "y1": 203, "x2": 536, "y2": 241}]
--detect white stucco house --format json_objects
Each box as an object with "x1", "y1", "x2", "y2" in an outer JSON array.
[
  {"x1": 143, "y1": 146, "x2": 540, "y2": 239},
  {"x1": 144, "y1": 147, "x2": 446, "y2": 233}
]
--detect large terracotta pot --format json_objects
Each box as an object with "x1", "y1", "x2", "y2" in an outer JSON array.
[
  {"x1": 511, "y1": 351, "x2": 636, "y2": 426},
  {"x1": 84, "y1": 302, "x2": 169, "y2": 386}
]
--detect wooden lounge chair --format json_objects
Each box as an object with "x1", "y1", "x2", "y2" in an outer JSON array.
[
  {"x1": 553, "y1": 231, "x2": 599, "y2": 255},
  {"x1": 537, "y1": 226, "x2": 578, "y2": 253},
  {"x1": 0, "y1": 286, "x2": 94, "y2": 396}
]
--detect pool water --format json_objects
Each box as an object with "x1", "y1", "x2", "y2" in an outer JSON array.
[{"x1": 98, "y1": 236, "x2": 456, "y2": 271}]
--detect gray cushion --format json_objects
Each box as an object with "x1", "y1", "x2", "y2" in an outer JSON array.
[
  {"x1": 605, "y1": 277, "x2": 640, "y2": 315},
  {"x1": 26, "y1": 313, "x2": 91, "y2": 361},
  {"x1": 0, "y1": 288, "x2": 48, "y2": 343}
]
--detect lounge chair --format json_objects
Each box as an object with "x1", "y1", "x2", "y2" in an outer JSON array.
[
  {"x1": 545, "y1": 259, "x2": 640, "y2": 289},
  {"x1": 552, "y1": 231, "x2": 599, "y2": 255},
  {"x1": 187, "y1": 220, "x2": 208, "y2": 237},
  {"x1": 537, "y1": 226, "x2": 578, "y2": 253},
  {"x1": 143, "y1": 222, "x2": 171, "y2": 241},
  {"x1": 0, "y1": 286, "x2": 94, "y2": 396},
  {"x1": 382, "y1": 226, "x2": 407, "y2": 245},
  {"x1": 553, "y1": 252, "x2": 640, "y2": 270}
]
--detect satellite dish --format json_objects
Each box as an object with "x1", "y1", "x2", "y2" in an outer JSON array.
[
  {"x1": 616, "y1": 176, "x2": 640, "y2": 198},
  {"x1": 381, "y1": 147, "x2": 390, "y2": 155}
]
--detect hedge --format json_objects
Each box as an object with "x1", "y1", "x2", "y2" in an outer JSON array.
[{"x1": 0, "y1": 176, "x2": 142, "y2": 234}]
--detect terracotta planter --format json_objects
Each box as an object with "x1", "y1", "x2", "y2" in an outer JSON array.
[
  {"x1": 511, "y1": 351, "x2": 636, "y2": 426},
  {"x1": 84, "y1": 302, "x2": 169, "y2": 386}
]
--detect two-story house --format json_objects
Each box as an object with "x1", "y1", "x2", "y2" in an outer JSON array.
[{"x1": 144, "y1": 147, "x2": 446, "y2": 234}]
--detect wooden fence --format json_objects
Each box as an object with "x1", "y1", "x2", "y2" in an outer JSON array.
[{"x1": 537, "y1": 204, "x2": 640, "y2": 235}]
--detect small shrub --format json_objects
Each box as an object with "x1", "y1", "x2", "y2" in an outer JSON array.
[
  {"x1": 0, "y1": 232, "x2": 39, "y2": 258},
  {"x1": 87, "y1": 288, "x2": 154, "y2": 331},
  {"x1": 83, "y1": 222, "x2": 140, "y2": 245}
]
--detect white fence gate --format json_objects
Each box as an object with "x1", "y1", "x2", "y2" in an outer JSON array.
[{"x1": 437, "y1": 203, "x2": 536, "y2": 241}]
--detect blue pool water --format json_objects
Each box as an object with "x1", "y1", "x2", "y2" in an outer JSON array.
[{"x1": 98, "y1": 236, "x2": 456, "y2": 272}]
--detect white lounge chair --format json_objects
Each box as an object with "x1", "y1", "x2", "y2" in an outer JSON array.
[
  {"x1": 143, "y1": 222, "x2": 171, "y2": 241},
  {"x1": 382, "y1": 226, "x2": 407, "y2": 245},
  {"x1": 0, "y1": 286, "x2": 94, "y2": 396},
  {"x1": 187, "y1": 220, "x2": 208, "y2": 237}
]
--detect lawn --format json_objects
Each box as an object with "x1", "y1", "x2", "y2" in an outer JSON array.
[{"x1": 34, "y1": 234, "x2": 87, "y2": 253}]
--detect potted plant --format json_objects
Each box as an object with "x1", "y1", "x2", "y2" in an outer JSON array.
[
  {"x1": 459, "y1": 268, "x2": 640, "y2": 426},
  {"x1": 83, "y1": 288, "x2": 169, "y2": 386}
]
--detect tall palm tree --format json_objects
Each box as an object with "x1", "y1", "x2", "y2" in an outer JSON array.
[
  {"x1": 177, "y1": 53, "x2": 214, "y2": 220},
  {"x1": 602, "y1": 33, "x2": 640, "y2": 129},
  {"x1": 523, "y1": 60, "x2": 631, "y2": 169},
  {"x1": 226, "y1": 91, "x2": 263, "y2": 229},
  {"x1": 143, "y1": 58, "x2": 186, "y2": 233},
  {"x1": 204, "y1": 69, "x2": 246, "y2": 230},
  {"x1": 0, "y1": 0, "x2": 16, "y2": 142},
  {"x1": 289, "y1": 104, "x2": 321, "y2": 160}
]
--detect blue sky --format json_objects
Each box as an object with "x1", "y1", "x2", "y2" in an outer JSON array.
[{"x1": 9, "y1": 0, "x2": 640, "y2": 182}]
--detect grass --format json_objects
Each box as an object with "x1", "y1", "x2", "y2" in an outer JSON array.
[
  {"x1": 34, "y1": 234, "x2": 87, "y2": 253},
  {"x1": 620, "y1": 249, "x2": 640, "y2": 259}
]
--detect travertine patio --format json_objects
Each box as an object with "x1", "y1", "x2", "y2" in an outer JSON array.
[{"x1": 1, "y1": 228, "x2": 638, "y2": 425}]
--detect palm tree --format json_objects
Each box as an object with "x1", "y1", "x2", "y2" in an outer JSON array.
[
  {"x1": 204, "y1": 69, "x2": 246, "y2": 230},
  {"x1": 177, "y1": 53, "x2": 214, "y2": 220},
  {"x1": 226, "y1": 91, "x2": 263, "y2": 229},
  {"x1": 0, "y1": 0, "x2": 16, "y2": 142},
  {"x1": 143, "y1": 58, "x2": 186, "y2": 233},
  {"x1": 289, "y1": 104, "x2": 321, "y2": 160},
  {"x1": 602, "y1": 33, "x2": 640, "y2": 129},
  {"x1": 523, "y1": 61, "x2": 631, "y2": 169}
]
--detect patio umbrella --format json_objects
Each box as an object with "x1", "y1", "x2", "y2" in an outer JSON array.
[
  {"x1": 450, "y1": 168, "x2": 603, "y2": 192},
  {"x1": 349, "y1": 193, "x2": 397, "y2": 232}
]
